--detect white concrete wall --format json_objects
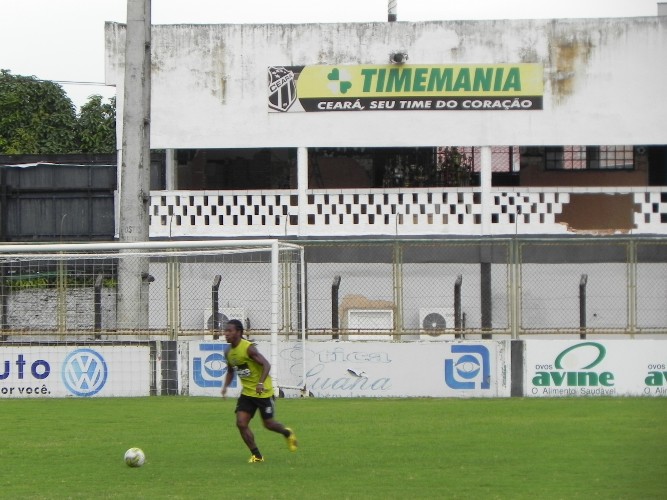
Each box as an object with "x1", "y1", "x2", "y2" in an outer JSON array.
[{"x1": 105, "y1": 17, "x2": 667, "y2": 149}]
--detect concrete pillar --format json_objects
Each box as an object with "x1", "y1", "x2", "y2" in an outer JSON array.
[
  {"x1": 118, "y1": 0, "x2": 151, "y2": 330},
  {"x1": 165, "y1": 148, "x2": 176, "y2": 190}
]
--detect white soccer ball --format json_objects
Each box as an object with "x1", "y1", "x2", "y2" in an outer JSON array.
[{"x1": 124, "y1": 447, "x2": 146, "y2": 467}]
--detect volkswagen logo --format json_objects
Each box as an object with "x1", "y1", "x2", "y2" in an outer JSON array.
[{"x1": 61, "y1": 348, "x2": 108, "y2": 397}]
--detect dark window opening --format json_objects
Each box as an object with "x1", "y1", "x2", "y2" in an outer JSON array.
[
  {"x1": 544, "y1": 146, "x2": 635, "y2": 170},
  {"x1": 176, "y1": 148, "x2": 297, "y2": 190},
  {"x1": 171, "y1": 144, "x2": 663, "y2": 190},
  {"x1": 308, "y1": 147, "x2": 480, "y2": 189}
]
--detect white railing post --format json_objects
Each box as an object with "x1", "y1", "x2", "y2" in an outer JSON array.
[
  {"x1": 297, "y1": 147, "x2": 309, "y2": 237},
  {"x1": 480, "y1": 146, "x2": 492, "y2": 236},
  {"x1": 270, "y1": 240, "x2": 280, "y2": 393}
]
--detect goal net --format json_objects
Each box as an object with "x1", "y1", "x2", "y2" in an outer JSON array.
[{"x1": 0, "y1": 239, "x2": 307, "y2": 398}]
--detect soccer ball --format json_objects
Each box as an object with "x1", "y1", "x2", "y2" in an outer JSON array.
[{"x1": 124, "y1": 447, "x2": 146, "y2": 467}]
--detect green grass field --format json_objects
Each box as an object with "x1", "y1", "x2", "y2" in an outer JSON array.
[{"x1": 1, "y1": 397, "x2": 665, "y2": 499}]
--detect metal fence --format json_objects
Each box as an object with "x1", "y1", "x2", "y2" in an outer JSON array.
[
  {"x1": 300, "y1": 237, "x2": 667, "y2": 338},
  {"x1": 0, "y1": 241, "x2": 304, "y2": 341},
  {"x1": 0, "y1": 238, "x2": 665, "y2": 340}
]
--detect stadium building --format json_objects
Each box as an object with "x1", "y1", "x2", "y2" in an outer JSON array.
[
  {"x1": 84, "y1": 8, "x2": 667, "y2": 338},
  {"x1": 104, "y1": 10, "x2": 667, "y2": 240}
]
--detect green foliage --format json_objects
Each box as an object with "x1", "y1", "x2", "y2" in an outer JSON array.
[
  {"x1": 0, "y1": 397, "x2": 665, "y2": 498},
  {"x1": 5, "y1": 277, "x2": 50, "y2": 289},
  {"x1": 0, "y1": 69, "x2": 78, "y2": 154},
  {"x1": 0, "y1": 70, "x2": 116, "y2": 154},
  {"x1": 3, "y1": 273, "x2": 117, "y2": 289},
  {"x1": 78, "y1": 95, "x2": 116, "y2": 153},
  {"x1": 103, "y1": 277, "x2": 118, "y2": 288},
  {"x1": 438, "y1": 146, "x2": 474, "y2": 186}
]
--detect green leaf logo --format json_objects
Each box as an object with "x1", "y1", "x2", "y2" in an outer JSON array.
[
  {"x1": 326, "y1": 68, "x2": 352, "y2": 95},
  {"x1": 555, "y1": 342, "x2": 606, "y2": 370}
]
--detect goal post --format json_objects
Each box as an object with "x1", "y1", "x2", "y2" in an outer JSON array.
[{"x1": 0, "y1": 239, "x2": 307, "y2": 397}]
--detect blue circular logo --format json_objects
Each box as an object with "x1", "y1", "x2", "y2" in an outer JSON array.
[
  {"x1": 61, "y1": 348, "x2": 108, "y2": 397},
  {"x1": 454, "y1": 354, "x2": 481, "y2": 379},
  {"x1": 203, "y1": 353, "x2": 226, "y2": 378}
]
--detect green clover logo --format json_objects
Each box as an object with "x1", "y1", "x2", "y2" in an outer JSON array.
[{"x1": 327, "y1": 68, "x2": 352, "y2": 94}]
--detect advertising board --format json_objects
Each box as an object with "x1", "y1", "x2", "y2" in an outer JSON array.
[
  {"x1": 0, "y1": 345, "x2": 151, "y2": 398},
  {"x1": 187, "y1": 340, "x2": 511, "y2": 398},
  {"x1": 524, "y1": 340, "x2": 667, "y2": 397}
]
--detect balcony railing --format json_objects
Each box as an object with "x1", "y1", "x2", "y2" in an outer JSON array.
[{"x1": 148, "y1": 186, "x2": 667, "y2": 238}]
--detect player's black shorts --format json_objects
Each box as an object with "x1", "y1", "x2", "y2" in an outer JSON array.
[{"x1": 235, "y1": 394, "x2": 276, "y2": 420}]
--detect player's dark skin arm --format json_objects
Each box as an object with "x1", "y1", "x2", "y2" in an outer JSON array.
[
  {"x1": 247, "y1": 344, "x2": 270, "y2": 395},
  {"x1": 221, "y1": 359, "x2": 234, "y2": 397}
]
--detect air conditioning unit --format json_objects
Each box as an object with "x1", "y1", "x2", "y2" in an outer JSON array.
[
  {"x1": 346, "y1": 308, "x2": 394, "y2": 341},
  {"x1": 419, "y1": 308, "x2": 455, "y2": 340},
  {"x1": 204, "y1": 307, "x2": 247, "y2": 338}
]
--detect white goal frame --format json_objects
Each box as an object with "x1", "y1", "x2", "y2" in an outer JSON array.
[{"x1": 0, "y1": 239, "x2": 307, "y2": 397}]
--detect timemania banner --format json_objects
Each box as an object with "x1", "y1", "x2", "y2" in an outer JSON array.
[{"x1": 268, "y1": 64, "x2": 543, "y2": 112}]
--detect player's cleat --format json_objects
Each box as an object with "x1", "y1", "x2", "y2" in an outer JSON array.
[
  {"x1": 285, "y1": 428, "x2": 298, "y2": 452},
  {"x1": 248, "y1": 455, "x2": 265, "y2": 463}
]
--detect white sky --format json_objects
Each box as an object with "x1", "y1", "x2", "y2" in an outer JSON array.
[{"x1": 0, "y1": 0, "x2": 661, "y2": 110}]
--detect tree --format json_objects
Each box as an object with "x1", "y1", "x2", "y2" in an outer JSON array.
[
  {"x1": 437, "y1": 147, "x2": 474, "y2": 186},
  {"x1": 0, "y1": 70, "x2": 117, "y2": 154},
  {"x1": 78, "y1": 95, "x2": 116, "y2": 153},
  {"x1": 0, "y1": 69, "x2": 79, "y2": 154}
]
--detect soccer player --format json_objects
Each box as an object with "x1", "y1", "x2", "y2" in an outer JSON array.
[{"x1": 221, "y1": 319, "x2": 298, "y2": 463}]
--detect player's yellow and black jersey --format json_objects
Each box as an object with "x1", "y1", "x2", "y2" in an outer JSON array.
[{"x1": 226, "y1": 338, "x2": 273, "y2": 398}]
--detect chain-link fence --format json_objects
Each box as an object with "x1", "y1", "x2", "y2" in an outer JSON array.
[
  {"x1": 301, "y1": 238, "x2": 666, "y2": 338},
  {"x1": 0, "y1": 241, "x2": 303, "y2": 341},
  {"x1": 0, "y1": 238, "x2": 665, "y2": 340},
  {"x1": 519, "y1": 240, "x2": 630, "y2": 334},
  {"x1": 302, "y1": 240, "x2": 510, "y2": 338},
  {"x1": 514, "y1": 239, "x2": 665, "y2": 335}
]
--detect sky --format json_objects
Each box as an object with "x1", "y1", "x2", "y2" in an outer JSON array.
[{"x1": 0, "y1": 0, "x2": 661, "y2": 110}]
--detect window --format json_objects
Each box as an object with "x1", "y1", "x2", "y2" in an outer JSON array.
[
  {"x1": 308, "y1": 147, "x2": 480, "y2": 188},
  {"x1": 545, "y1": 146, "x2": 634, "y2": 170},
  {"x1": 455, "y1": 146, "x2": 520, "y2": 173}
]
